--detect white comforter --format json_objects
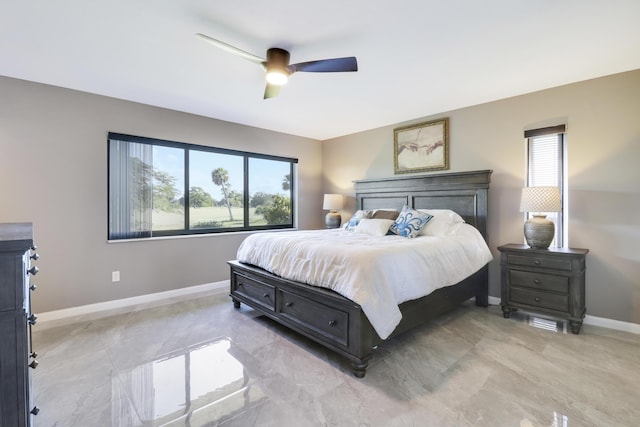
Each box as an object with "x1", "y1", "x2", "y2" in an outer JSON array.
[{"x1": 236, "y1": 223, "x2": 493, "y2": 339}]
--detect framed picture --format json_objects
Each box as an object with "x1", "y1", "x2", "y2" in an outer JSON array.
[{"x1": 394, "y1": 118, "x2": 449, "y2": 174}]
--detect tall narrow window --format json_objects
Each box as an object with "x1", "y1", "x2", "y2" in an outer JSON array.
[
  {"x1": 108, "y1": 133, "x2": 297, "y2": 240},
  {"x1": 524, "y1": 125, "x2": 566, "y2": 247}
]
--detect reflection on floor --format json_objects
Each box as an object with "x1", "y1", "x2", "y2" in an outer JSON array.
[
  {"x1": 113, "y1": 338, "x2": 264, "y2": 426},
  {"x1": 33, "y1": 292, "x2": 640, "y2": 426}
]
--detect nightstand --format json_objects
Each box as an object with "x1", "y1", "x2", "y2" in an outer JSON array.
[{"x1": 498, "y1": 244, "x2": 588, "y2": 334}]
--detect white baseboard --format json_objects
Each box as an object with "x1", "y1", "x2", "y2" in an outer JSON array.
[
  {"x1": 37, "y1": 287, "x2": 640, "y2": 336},
  {"x1": 487, "y1": 296, "x2": 640, "y2": 335},
  {"x1": 35, "y1": 281, "x2": 229, "y2": 330}
]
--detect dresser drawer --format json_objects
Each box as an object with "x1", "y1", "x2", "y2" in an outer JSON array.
[
  {"x1": 511, "y1": 287, "x2": 568, "y2": 312},
  {"x1": 508, "y1": 270, "x2": 569, "y2": 293},
  {"x1": 278, "y1": 289, "x2": 349, "y2": 346},
  {"x1": 507, "y1": 254, "x2": 572, "y2": 271},
  {"x1": 233, "y1": 273, "x2": 275, "y2": 312}
]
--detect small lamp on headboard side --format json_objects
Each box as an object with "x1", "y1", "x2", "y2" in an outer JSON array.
[
  {"x1": 323, "y1": 194, "x2": 343, "y2": 229},
  {"x1": 520, "y1": 186, "x2": 561, "y2": 249}
]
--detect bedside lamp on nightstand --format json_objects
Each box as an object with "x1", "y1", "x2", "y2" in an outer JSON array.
[
  {"x1": 520, "y1": 186, "x2": 561, "y2": 249},
  {"x1": 323, "y1": 194, "x2": 343, "y2": 229}
]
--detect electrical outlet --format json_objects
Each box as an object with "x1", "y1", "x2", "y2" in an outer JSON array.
[{"x1": 112, "y1": 271, "x2": 120, "y2": 282}]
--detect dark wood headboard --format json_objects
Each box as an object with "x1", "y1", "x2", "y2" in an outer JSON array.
[{"x1": 354, "y1": 170, "x2": 492, "y2": 240}]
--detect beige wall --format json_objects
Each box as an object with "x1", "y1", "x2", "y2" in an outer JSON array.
[
  {"x1": 322, "y1": 69, "x2": 640, "y2": 324},
  {"x1": 0, "y1": 76, "x2": 323, "y2": 313},
  {"x1": 2, "y1": 70, "x2": 639, "y2": 324}
]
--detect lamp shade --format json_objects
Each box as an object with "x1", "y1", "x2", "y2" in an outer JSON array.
[
  {"x1": 323, "y1": 194, "x2": 343, "y2": 211},
  {"x1": 519, "y1": 187, "x2": 561, "y2": 213}
]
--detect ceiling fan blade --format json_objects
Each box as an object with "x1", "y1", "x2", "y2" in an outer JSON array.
[
  {"x1": 288, "y1": 57, "x2": 358, "y2": 74},
  {"x1": 264, "y1": 83, "x2": 281, "y2": 99},
  {"x1": 195, "y1": 33, "x2": 265, "y2": 65}
]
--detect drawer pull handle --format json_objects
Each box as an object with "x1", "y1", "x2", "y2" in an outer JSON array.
[
  {"x1": 28, "y1": 314, "x2": 38, "y2": 325},
  {"x1": 329, "y1": 320, "x2": 337, "y2": 327},
  {"x1": 285, "y1": 301, "x2": 293, "y2": 307},
  {"x1": 29, "y1": 359, "x2": 38, "y2": 369},
  {"x1": 534, "y1": 260, "x2": 541, "y2": 266},
  {"x1": 534, "y1": 297, "x2": 541, "y2": 302},
  {"x1": 263, "y1": 293, "x2": 269, "y2": 298},
  {"x1": 533, "y1": 279, "x2": 541, "y2": 285},
  {"x1": 27, "y1": 266, "x2": 39, "y2": 276}
]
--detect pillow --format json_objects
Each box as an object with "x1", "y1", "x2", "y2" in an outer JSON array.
[
  {"x1": 343, "y1": 210, "x2": 373, "y2": 231},
  {"x1": 355, "y1": 218, "x2": 395, "y2": 236},
  {"x1": 371, "y1": 209, "x2": 400, "y2": 220},
  {"x1": 390, "y1": 206, "x2": 433, "y2": 238},
  {"x1": 417, "y1": 209, "x2": 465, "y2": 236}
]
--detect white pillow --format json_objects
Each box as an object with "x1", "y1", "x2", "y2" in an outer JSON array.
[
  {"x1": 417, "y1": 209, "x2": 465, "y2": 236},
  {"x1": 355, "y1": 218, "x2": 394, "y2": 236},
  {"x1": 343, "y1": 210, "x2": 373, "y2": 231}
]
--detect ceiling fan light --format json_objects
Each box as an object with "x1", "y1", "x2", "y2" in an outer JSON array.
[{"x1": 266, "y1": 69, "x2": 288, "y2": 86}]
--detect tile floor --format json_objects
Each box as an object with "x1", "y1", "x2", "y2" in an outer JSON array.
[{"x1": 32, "y1": 291, "x2": 640, "y2": 426}]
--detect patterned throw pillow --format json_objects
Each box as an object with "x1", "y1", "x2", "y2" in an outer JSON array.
[
  {"x1": 344, "y1": 210, "x2": 373, "y2": 231},
  {"x1": 390, "y1": 205, "x2": 434, "y2": 238}
]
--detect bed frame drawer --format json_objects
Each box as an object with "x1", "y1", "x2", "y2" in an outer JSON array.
[
  {"x1": 278, "y1": 289, "x2": 349, "y2": 347},
  {"x1": 232, "y1": 272, "x2": 276, "y2": 312}
]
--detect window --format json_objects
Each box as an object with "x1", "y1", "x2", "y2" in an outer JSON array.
[
  {"x1": 108, "y1": 133, "x2": 297, "y2": 240},
  {"x1": 524, "y1": 125, "x2": 566, "y2": 247}
]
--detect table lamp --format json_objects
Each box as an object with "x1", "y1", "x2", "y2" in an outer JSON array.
[
  {"x1": 519, "y1": 186, "x2": 561, "y2": 249},
  {"x1": 323, "y1": 194, "x2": 343, "y2": 229}
]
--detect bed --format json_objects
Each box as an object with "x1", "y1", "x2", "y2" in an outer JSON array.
[{"x1": 228, "y1": 169, "x2": 492, "y2": 377}]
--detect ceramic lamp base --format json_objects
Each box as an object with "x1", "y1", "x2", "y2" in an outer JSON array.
[
  {"x1": 325, "y1": 211, "x2": 342, "y2": 229},
  {"x1": 524, "y1": 215, "x2": 555, "y2": 249}
]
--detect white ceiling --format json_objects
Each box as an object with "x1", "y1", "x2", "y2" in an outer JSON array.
[{"x1": 2, "y1": 1, "x2": 640, "y2": 140}]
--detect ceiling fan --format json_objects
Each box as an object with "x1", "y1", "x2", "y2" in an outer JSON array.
[{"x1": 195, "y1": 33, "x2": 358, "y2": 99}]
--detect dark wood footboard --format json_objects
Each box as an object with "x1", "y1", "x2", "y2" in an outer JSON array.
[{"x1": 229, "y1": 260, "x2": 375, "y2": 376}]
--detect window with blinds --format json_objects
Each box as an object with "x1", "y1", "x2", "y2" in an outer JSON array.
[
  {"x1": 108, "y1": 132, "x2": 297, "y2": 240},
  {"x1": 525, "y1": 125, "x2": 566, "y2": 247}
]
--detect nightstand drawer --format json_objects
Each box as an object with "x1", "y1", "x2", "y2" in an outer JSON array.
[
  {"x1": 509, "y1": 270, "x2": 569, "y2": 293},
  {"x1": 507, "y1": 254, "x2": 572, "y2": 271},
  {"x1": 511, "y1": 288, "x2": 569, "y2": 312}
]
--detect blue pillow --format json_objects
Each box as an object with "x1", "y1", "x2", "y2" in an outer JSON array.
[
  {"x1": 343, "y1": 210, "x2": 373, "y2": 231},
  {"x1": 390, "y1": 206, "x2": 434, "y2": 238}
]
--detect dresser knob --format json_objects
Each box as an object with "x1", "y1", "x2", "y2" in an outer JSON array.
[
  {"x1": 27, "y1": 266, "x2": 39, "y2": 276},
  {"x1": 533, "y1": 279, "x2": 541, "y2": 285},
  {"x1": 30, "y1": 283, "x2": 37, "y2": 291},
  {"x1": 329, "y1": 320, "x2": 337, "y2": 327},
  {"x1": 534, "y1": 297, "x2": 541, "y2": 302},
  {"x1": 28, "y1": 314, "x2": 38, "y2": 325},
  {"x1": 30, "y1": 253, "x2": 40, "y2": 260},
  {"x1": 263, "y1": 293, "x2": 269, "y2": 298},
  {"x1": 29, "y1": 359, "x2": 38, "y2": 369},
  {"x1": 534, "y1": 260, "x2": 541, "y2": 266},
  {"x1": 31, "y1": 351, "x2": 38, "y2": 359},
  {"x1": 31, "y1": 245, "x2": 38, "y2": 251},
  {"x1": 285, "y1": 301, "x2": 293, "y2": 307},
  {"x1": 31, "y1": 406, "x2": 40, "y2": 415}
]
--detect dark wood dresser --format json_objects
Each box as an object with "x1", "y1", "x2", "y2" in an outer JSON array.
[
  {"x1": 498, "y1": 243, "x2": 588, "y2": 334},
  {"x1": 0, "y1": 223, "x2": 39, "y2": 426}
]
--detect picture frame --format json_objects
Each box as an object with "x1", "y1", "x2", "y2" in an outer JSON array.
[{"x1": 394, "y1": 118, "x2": 449, "y2": 174}]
